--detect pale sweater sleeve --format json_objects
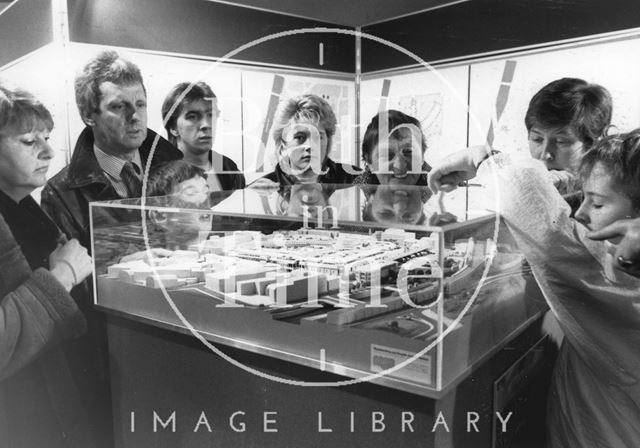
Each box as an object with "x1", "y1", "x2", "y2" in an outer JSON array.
[{"x1": 476, "y1": 153, "x2": 640, "y2": 386}]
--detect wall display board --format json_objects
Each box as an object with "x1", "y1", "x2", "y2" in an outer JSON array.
[
  {"x1": 360, "y1": 65, "x2": 470, "y2": 167},
  {"x1": 468, "y1": 37, "x2": 640, "y2": 151}
]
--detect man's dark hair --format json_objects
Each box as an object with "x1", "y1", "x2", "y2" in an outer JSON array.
[
  {"x1": 361, "y1": 109, "x2": 427, "y2": 164},
  {"x1": 161, "y1": 81, "x2": 218, "y2": 146},
  {"x1": 525, "y1": 78, "x2": 612, "y2": 149}
]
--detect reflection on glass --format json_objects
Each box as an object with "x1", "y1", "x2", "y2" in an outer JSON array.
[
  {"x1": 149, "y1": 192, "x2": 213, "y2": 250},
  {"x1": 362, "y1": 184, "x2": 430, "y2": 225},
  {"x1": 210, "y1": 183, "x2": 477, "y2": 227}
]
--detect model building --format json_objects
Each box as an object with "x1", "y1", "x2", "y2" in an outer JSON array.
[{"x1": 103, "y1": 226, "x2": 500, "y2": 320}]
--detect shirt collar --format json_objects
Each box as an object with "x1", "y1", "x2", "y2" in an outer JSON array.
[{"x1": 94, "y1": 144, "x2": 142, "y2": 180}]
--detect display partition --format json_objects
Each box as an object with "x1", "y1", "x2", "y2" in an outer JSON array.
[
  {"x1": 359, "y1": 32, "x2": 640, "y2": 216},
  {"x1": 467, "y1": 36, "x2": 640, "y2": 150},
  {"x1": 0, "y1": 0, "x2": 359, "y2": 186},
  {"x1": 362, "y1": 32, "x2": 640, "y2": 153}
]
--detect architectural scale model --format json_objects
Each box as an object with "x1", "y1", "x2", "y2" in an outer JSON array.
[{"x1": 105, "y1": 227, "x2": 498, "y2": 322}]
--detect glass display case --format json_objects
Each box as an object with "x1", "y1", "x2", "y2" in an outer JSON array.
[{"x1": 90, "y1": 183, "x2": 546, "y2": 398}]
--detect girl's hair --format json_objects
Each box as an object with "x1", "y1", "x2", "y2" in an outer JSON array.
[
  {"x1": 146, "y1": 160, "x2": 206, "y2": 197},
  {"x1": 0, "y1": 84, "x2": 53, "y2": 136},
  {"x1": 525, "y1": 77, "x2": 612, "y2": 150},
  {"x1": 580, "y1": 129, "x2": 640, "y2": 209},
  {"x1": 361, "y1": 110, "x2": 427, "y2": 164}
]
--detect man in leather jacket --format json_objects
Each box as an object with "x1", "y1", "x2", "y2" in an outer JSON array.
[{"x1": 42, "y1": 50, "x2": 181, "y2": 251}]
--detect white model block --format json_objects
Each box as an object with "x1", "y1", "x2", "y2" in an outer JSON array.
[
  {"x1": 205, "y1": 266, "x2": 268, "y2": 293},
  {"x1": 267, "y1": 283, "x2": 286, "y2": 302},
  {"x1": 132, "y1": 267, "x2": 154, "y2": 282},
  {"x1": 326, "y1": 275, "x2": 340, "y2": 292},
  {"x1": 255, "y1": 278, "x2": 276, "y2": 295},
  {"x1": 288, "y1": 276, "x2": 312, "y2": 302},
  {"x1": 317, "y1": 274, "x2": 328, "y2": 295},
  {"x1": 118, "y1": 270, "x2": 135, "y2": 284},
  {"x1": 232, "y1": 232, "x2": 254, "y2": 244},
  {"x1": 205, "y1": 272, "x2": 237, "y2": 293},
  {"x1": 108, "y1": 261, "x2": 145, "y2": 278},
  {"x1": 237, "y1": 280, "x2": 257, "y2": 295},
  {"x1": 269, "y1": 277, "x2": 310, "y2": 304},
  {"x1": 171, "y1": 250, "x2": 199, "y2": 259},
  {"x1": 154, "y1": 265, "x2": 192, "y2": 277},
  {"x1": 108, "y1": 264, "x2": 128, "y2": 279},
  {"x1": 190, "y1": 268, "x2": 206, "y2": 282},
  {"x1": 175, "y1": 278, "x2": 187, "y2": 287},
  {"x1": 145, "y1": 275, "x2": 179, "y2": 289}
]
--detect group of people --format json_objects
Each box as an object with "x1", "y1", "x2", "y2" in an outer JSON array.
[
  {"x1": 428, "y1": 81, "x2": 640, "y2": 446},
  {"x1": 0, "y1": 47, "x2": 639, "y2": 448}
]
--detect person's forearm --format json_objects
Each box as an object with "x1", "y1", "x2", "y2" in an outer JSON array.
[
  {"x1": 477, "y1": 153, "x2": 576, "y2": 262},
  {"x1": 0, "y1": 269, "x2": 86, "y2": 380}
]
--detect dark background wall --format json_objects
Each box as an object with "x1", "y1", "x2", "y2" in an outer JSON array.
[
  {"x1": 362, "y1": 0, "x2": 640, "y2": 72},
  {"x1": 67, "y1": 0, "x2": 356, "y2": 73},
  {"x1": 0, "y1": 0, "x2": 52, "y2": 67}
]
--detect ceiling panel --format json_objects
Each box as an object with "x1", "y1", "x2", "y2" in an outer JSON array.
[{"x1": 214, "y1": 0, "x2": 466, "y2": 27}]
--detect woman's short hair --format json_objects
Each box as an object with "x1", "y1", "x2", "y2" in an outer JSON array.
[
  {"x1": 580, "y1": 129, "x2": 640, "y2": 209},
  {"x1": 361, "y1": 109, "x2": 427, "y2": 164},
  {"x1": 272, "y1": 94, "x2": 337, "y2": 153},
  {"x1": 146, "y1": 160, "x2": 207, "y2": 198},
  {"x1": 0, "y1": 84, "x2": 53, "y2": 136},
  {"x1": 75, "y1": 50, "x2": 145, "y2": 122},
  {"x1": 525, "y1": 78, "x2": 612, "y2": 149},
  {"x1": 161, "y1": 81, "x2": 218, "y2": 146}
]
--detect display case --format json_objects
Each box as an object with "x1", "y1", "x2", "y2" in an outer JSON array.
[{"x1": 91, "y1": 183, "x2": 546, "y2": 398}]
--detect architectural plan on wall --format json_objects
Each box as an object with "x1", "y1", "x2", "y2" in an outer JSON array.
[
  {"x1": 360, "y1": 66, "x2": 469, "y2": 166},
  {"x1": 468, "y1": 37, "x2": 640, "y2": 152}
]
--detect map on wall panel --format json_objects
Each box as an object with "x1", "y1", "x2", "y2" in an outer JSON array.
[
  {"x1": 468, "y1": 37, "x2": 640, "y2": 151},
  {"x1": 241, "y1": 71, "x2": 355, "y2": 182},
  {"x1": 395, "y1": 93, "x2": 445, "y2": 149},
  {"x1": 360, "y1": 66, "x2": 470, "y2": 166}
]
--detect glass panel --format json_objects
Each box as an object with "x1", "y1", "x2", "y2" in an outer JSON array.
[{"x1": 91, "y1": 184, "x2": 545, "y2": 396}]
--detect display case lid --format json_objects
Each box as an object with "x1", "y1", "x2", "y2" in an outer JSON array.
[{"x1": 91, "y1": 183, "x2": 494, "y2": 233}]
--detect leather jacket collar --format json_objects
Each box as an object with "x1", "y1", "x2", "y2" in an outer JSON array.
[{"x1": 65, "y1": 126, "x2": 182, "y2": 190}]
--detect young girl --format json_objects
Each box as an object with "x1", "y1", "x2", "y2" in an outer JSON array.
[
  {"x1": 428, "y1": 131, "x2": 640, "y2": 448},
  {"x1": 146, "y1": 160, "x2": 212, "y2": 250}
]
